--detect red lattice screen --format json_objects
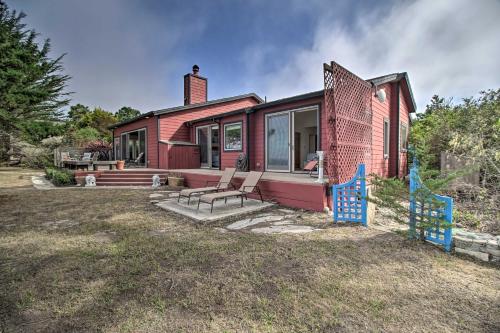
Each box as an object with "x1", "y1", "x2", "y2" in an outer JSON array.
[{"x1": 323, "y1": 61, "x2": 372, "y2": 184}]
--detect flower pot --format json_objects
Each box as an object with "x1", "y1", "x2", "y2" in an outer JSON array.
[
  {"x1": 116, "y1": 160, "x2": 125, "y2": 170},
  {"x1": 168, "y1": 176, "x2": 184, "y2": 187}
]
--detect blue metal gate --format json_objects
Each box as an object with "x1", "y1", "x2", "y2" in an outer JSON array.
[
  {"x1": 331, "y1": 164, "x2": 367, "y2": 226},
  {"x1": 409, "y1": 165, "x2": 453, "y2": 251}
]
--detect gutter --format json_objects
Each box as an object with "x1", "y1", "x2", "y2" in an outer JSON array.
[
  {"x1": 396, "y1": 81, "x2": 400, "y2": 177},
  {"x1": 246, "y1": 111, "x2": 251, "y2": 171},
  {"x1": 157, "y1": 115, "x2": 160, "y2": 168}
]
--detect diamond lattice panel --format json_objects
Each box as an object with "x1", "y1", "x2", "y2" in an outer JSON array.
[{"x1": 323, "y1": 62, "x2": 372, "y2": 184}]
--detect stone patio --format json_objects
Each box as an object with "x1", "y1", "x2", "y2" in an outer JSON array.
[{"x1": 154, "y1": 192, "x2": 274, "y2": 222}]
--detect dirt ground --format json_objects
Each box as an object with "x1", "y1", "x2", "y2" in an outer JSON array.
[{"x1": 0, "y1": 167, "x2": 499, "y2": 332}]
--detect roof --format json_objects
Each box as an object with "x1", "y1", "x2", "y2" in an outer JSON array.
[
  {"x1": 109, "y1": 93, "x2": 263, "y2": 129},
  {"x1": 252, "y1": 90, "x2": 324, "y2": 110},
  {"x1": 367, "y1": 72, "x2": 417, "y2": 112},
  {"x1": 187, "y1": 90, "x2": 325, "y2": 125}
]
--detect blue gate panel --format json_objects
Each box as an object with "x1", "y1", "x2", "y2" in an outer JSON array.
[{"x1": 332, "y1": 164, "x2": 367, "y2": 226}]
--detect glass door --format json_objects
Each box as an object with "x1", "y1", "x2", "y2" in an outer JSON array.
[
  {"x1": 210, "y1": 125, "x2": 220, "y2": 169},
  {"x1": 266, "y1": 112, "x2": 290, "y2": 171},
  {"x1": 197, "y1": 127, "x2": 209, "y2": 168}
]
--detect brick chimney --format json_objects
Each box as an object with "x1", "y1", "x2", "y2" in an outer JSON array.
[{"x1": 184, "y1": 64, "x2": 207, "y2": 105}]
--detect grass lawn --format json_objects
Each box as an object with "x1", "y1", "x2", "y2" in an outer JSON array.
[{"x1": 0, "y1": 168, "x2": 499, "y2": 332}]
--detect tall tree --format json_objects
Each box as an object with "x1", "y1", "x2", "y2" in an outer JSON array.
[
  {"x1": 115, "y1": 106, "x2": 140, "y2": 122},
  {"x1": 0, "y1": 1, "x2": 70, "y2": 135},
  {"x1": 67, "y1": 104, "x2": 90, "y2": 123}
]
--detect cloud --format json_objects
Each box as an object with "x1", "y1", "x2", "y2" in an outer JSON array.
[
  {"x1": 247, "y1": 0, "x2": 500, "y2": 111},
  {"x1": 16, "y1": 0, "x2": 206, "y2": 113}
]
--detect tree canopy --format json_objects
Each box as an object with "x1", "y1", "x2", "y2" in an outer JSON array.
[
  {"x1": 0, "y1": 1, "x2": 70, "y2": 134},
  {"x1": 115, "y1": 106, "x2": 140, "y2": 122}
]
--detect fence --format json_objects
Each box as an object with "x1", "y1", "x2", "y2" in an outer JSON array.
[
  {"x1": 331, "y1": 164, "x2": 367, "y2": 226},
  {"x1": 409, "y1": 164, "x2": 453, "y2": 252}
]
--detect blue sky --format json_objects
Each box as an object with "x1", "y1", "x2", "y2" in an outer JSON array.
[{"x1": 11, "y1": 0, "x2": 500, "y2": 113}]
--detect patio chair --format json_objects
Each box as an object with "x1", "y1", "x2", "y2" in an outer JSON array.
[
  {"x1": 82, "y1": 152, "x2": 92, "y2": 161},
  {"x1": 304, "y1": 160, "x2": 318, "y2": 177},
  {"x1": 197, "y1": 171, "x2": 264, "y2": 213},
  {"x1": 178, "y1": 168, "x2": 236, "y2": 205},
  {"x1": 127, "y1": 152, "x2": 144, "y2": 168}
]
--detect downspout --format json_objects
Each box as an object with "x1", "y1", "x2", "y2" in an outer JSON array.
[
  {"x1": 395, "y1": 81, "x2": 400, "y2": 178},
  {"x1": 246, "y1": 110, "x2": 251, "y2": 171},
  {"x1": 215, "y1": 118, "x2": 222, "y2": 170},
  {"x1": 156, "y1": 115, "x2": 160, "y2": 169},
  {"x1": 111, "y1": 129, "x2": 114, "y2": 160}
]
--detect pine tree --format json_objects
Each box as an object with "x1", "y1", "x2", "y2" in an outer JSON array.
[{"x1": 0, "y1": 0, "x2": 70, "y2": 136}]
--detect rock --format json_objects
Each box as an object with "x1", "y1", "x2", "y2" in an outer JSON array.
[
  {"x1": 227, "y1": 218, "x2": 261, "y2": 230},
  {"x1": 455, "y1": 248, "x2": 490, "y2": 261},
  {"x1": 251, "y1": 225, "x2": 317, "y2": 234},
  {"x1": 150, "y1": 200, "x2": 160, "y2": 204},
  {"x1": 251, "y1": 215, "x2": 284, "y2": 224},
  {"x1": 149, "y1": 193, "x2": 164, "y2": 198},
  {"x1": 272, "y1": 220, "x2": 294, "y2": 226}
]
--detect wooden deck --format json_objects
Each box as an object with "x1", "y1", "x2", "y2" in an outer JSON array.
[
  {"x1": 175, "y1": 169, "x2": 329, "y2": 211},
  {"x1": 74, "y1": 168, "x2": 330, "y2": 211}
]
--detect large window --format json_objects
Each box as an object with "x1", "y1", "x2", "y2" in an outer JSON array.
[
  {"x1": 383, "y1": 119, "x2": 390, "y2": 159},
  {"x1": 224, "y1": 122, "x2": 242, "y2": 151},
  {"x1": 400, "y1": 122, "x2": 408, "y2": 152}
]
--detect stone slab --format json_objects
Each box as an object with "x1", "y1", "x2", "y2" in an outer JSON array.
[
  {"x1": 455, "y1": 248, "x2": 490, "y2": 261},
  {"x1": 251, "y1": 225, "x2": 318, "y2": 234},
  {"x1": 156, "y1": 197, "x2": 274, "y2": 222}
]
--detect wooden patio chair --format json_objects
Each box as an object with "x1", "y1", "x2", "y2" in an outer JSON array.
[
  {"x1": 127, "y1": 152, "x2": 144, "y2": 168},
  {"x1": 303, "y1": 160, "x2": 318, "y2": 177},
  {"x1": 197, "y1": 171, "x2": 264, "y2": 213},
  {"x1": 178, "y1": 168, "x2": 237, "y2": 205}
]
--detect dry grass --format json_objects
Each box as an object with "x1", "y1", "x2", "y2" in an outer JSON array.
[
  {"x1": 0, "y1": 168, "x2": 499, "y2": 332},
  {"x1": 0, "y1": 167, "x2": 43, "y2": 188}
]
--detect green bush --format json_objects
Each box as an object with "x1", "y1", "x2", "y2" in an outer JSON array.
[{"x1": 45, "y1": 167, "x2": 75, "y2": 186}]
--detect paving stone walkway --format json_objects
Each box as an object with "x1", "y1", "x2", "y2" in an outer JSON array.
[{"x1": 225, "y1": 210, "x2": 324, "y2": 234}]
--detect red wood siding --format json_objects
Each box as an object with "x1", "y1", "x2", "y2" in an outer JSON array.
[
  {"x1": 159, "y1": 142, "x2": 200, "y2": 169},
  {"x1": 112, "y1": 116, "x2": 158, "y2": 168},
  {"x1": 159, "y1": 97, "x2": 257, "y2": 143},
  {"x1": 370, "y1": 83, "x2": 392, "y2": 177},
  {"x1": 399, "y1": 89, "x2": 410, "y2": 177},
  {"x1": 249, "y1": 96, "x2": 324, "y2": 171}
]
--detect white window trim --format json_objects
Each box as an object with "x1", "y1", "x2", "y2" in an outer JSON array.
[
  {"x1": 223, "y1": 122, "x2": 243, "y2": 152},
  {"x1": 383, "y1": 118, "x2": 390, "y2": 159}
]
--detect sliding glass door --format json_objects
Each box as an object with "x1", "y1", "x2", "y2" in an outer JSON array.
[
  {"x1": 119, "y1": 128, "x2": 147, "y2": 167},
  {"x1": 266, "y1": 112, "x2": 290, "y2": 171},
  {"x1": 265, "y1": 107, "x2": 319, "y2": 172},
  {"x1": 196, "y1": 125, "x2": 219, "y2": 169}
]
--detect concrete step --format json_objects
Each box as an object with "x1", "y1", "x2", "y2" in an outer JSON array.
[
  {"x1": 96, "y1": 181, "x2": 154, "y2": 186},
  {"x1": 97, "y1": 177, "x2": 165, "y2": 183},
  {"x1": 97, "y1": 174, "x2": 166, "y2": 178}
]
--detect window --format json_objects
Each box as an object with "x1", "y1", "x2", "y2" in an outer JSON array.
[
  {"x1": 224, "y1": 122, "x2": 242, "y2": 151},
  {"x1": 400, "y1": 122, "x2": 408, "y2": 152},
  {"x1": 383, "y1": 119, "x2": 390, "y2": 159}
]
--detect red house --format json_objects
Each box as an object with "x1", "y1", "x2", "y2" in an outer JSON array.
[{"x1": 107, "y1": 61, "x2": 416, "y2": 211}]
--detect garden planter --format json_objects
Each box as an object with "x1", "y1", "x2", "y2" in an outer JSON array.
[
  {"x1": 116, "y1": 160, "x2": 125, "y2": 170},
  {"x1": 168, "y1": 176, "x2": 184, "y2": 187}
]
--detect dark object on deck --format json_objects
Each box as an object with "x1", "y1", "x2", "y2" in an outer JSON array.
[
  {"x1": 197, "y1": 171, "x2": 264, "y2": 213},
  {"x1": 235, "y1": 153, "x2": 248, "y2": 171}
]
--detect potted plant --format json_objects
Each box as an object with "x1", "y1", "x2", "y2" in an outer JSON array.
[
  {"x1": 116, "y1": 160, "x2": 125, "y2": 170},
  {"x1": 167, "y1": 172, "x2": 184, "y2": 187}
]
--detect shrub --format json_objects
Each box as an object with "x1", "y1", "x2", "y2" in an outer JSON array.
[
  {"x1": 45, "y1": 167, "x2": 75, "y2": 186},
  {"x1": 85, "y1": 140, "x2": 112, "y2": 160}
]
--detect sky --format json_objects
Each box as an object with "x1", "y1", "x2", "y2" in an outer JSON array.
[{"x1": 11, "y1": 0, "x2": 500, "y2": 114}]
